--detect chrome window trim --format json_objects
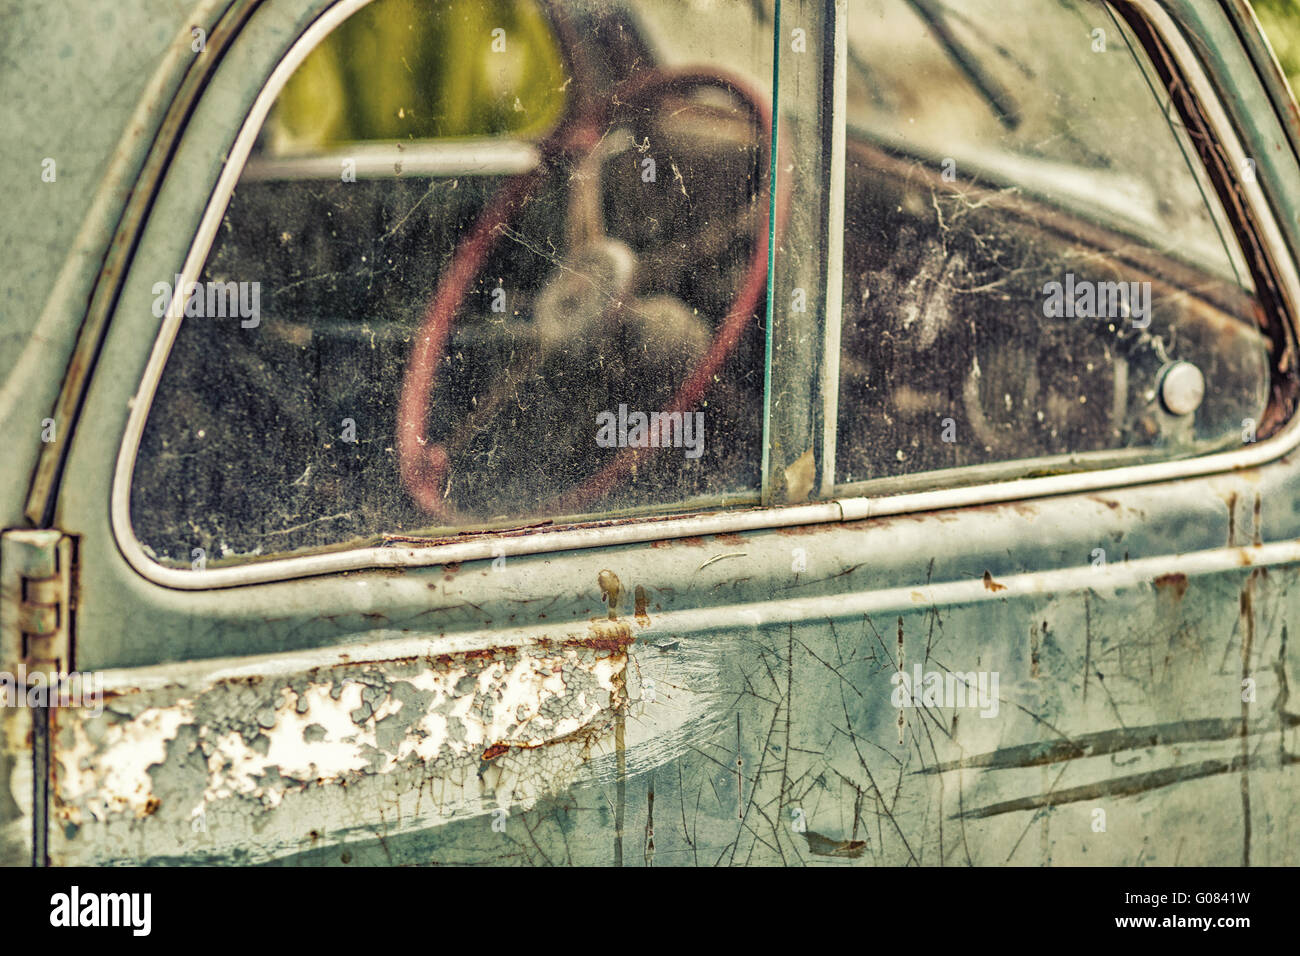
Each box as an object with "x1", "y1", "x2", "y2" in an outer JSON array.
[{"x1": 112, "y1": 0, "x2": 1300, "y2": 590}]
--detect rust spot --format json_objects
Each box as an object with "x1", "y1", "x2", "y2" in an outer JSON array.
[
  {"x1": 634, "y1": 585, "x2": 651, "y2": 627},
  {"x1": 679, "y1": 536, "x2": 707, "y2": 547},
  {"x1": 1154, "y1": 573, "x2": 1189, "y2": 599},
  {"x1": 714, "y1": 532, "x2": 745, "y2": 545},
  {"x1": 1089, "y1": 495, "x2": 1120, "y2": 510},
  {"x1": 537, "y1": 620, "x2": 635, "y2": 653},
  {"x1": 598, "y1": 569, "x2": 623, "y2": 619},
  {"x1": 649, "y1": 540, "x2": 673, "y2": 549},
  {"x1": 142, "y1": 797, "x2": 161, "y2": 817},
  {"x1": 982, "y1": 571, "x2": 1007, "y2": 593},
  {"x1": 774, "y1": 525, "x2": 820, "y2": 536},
  {"x1": 434, "y1": 647, "x2": 498, "y2": 667},
  {"x1": 545, "y1": 634, "x2": 634, "y2": 654},
  {"x1": 481, "y1": 743, "x2": 510, "y2": 761},
  {"x1": 803, "y1": 831, "x2": 867, "y2": 858},
  {"x1": 490, "y1": 713, "x2": 625, "y2": 754}
]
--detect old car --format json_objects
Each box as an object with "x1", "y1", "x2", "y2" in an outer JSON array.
[{"x1": 2, "y1": 0, "x2": 1299, "y2": 867}]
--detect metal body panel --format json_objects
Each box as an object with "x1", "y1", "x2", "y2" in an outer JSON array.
[
  {"x1": 45, "y1": 545, "x2": 1300, "y2": 865},
  {"x1": 0, "y1": 1, "x2": 222, "y2": 528},
  {"x1": 6, "y1": 0, "x2": 1300, "y2": 864}
]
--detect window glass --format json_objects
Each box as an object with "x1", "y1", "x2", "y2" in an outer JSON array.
[
  {"x1": 131, "y1": 0, "x2": 774, "y2": 565},
  {"x1": 835, "y1": 0, "x2": 1270, "y2": 488}
]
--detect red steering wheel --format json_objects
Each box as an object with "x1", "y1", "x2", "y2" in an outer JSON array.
[{"x1": 398, "y1": 67, "x2": 779, "y2": 521}]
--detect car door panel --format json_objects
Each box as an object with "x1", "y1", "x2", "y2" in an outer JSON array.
[
  {"x1": 45, "y1": 463, "x2": 1300, "y2": 864},
  {"x1": 17, "y1": 0, "x2": 1300, "y2": 866}
]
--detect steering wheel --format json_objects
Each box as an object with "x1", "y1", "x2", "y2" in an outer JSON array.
[{"x1": 397, "y1": 67, "x2": 777, "y2": 521}]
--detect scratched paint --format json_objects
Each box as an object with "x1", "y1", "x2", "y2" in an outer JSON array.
[
  {"x1": 6, "y1": 0, "x2": 1300, "y2": 871},
  {"x1": 35, "y1": 548, "x2": 1300, "y2": 865}
]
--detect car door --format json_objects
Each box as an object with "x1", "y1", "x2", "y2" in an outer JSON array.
[
  {"x1": 35, "y1": 0, "x2": 786, "y2": 866},
  {"x1": 14, "y1": 0, "x2": 1300, "y2": 867}
]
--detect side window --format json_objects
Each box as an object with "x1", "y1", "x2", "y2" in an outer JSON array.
[
  {"x1": 835, "y1": 0, "x2": 1270, "y2": 488},
  {"x1": 131, "y1": 0, "x2": 774, "y2": 565}
]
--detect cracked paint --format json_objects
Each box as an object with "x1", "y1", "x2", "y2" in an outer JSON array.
[{"x1": 48, "y1": 626, "x2": 636, "y2": 860}]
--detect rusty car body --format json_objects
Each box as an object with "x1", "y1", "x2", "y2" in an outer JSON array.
[{"x1": 3, "y1": 0, "x2": 1300, "y2": 866}]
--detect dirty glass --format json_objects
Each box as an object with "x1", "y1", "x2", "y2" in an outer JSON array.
[
  {"x1": 131, "y1": 0, "x2": 774, "y2": 565},
  {"x1": 835, "y1": 0, "x2": 1271, "y2": 489}
]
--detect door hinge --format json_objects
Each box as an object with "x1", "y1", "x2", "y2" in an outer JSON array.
[{"x1": 1, "y1": 530, "x2": 75, "y2": 675}]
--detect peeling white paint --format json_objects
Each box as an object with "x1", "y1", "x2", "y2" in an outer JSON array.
[
  {"x1": 57, "y1": 703, "x2": 193, "y2": 821},
  {"x1": 53, "y1": 644, "x2": 628, "y2": 830}
]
